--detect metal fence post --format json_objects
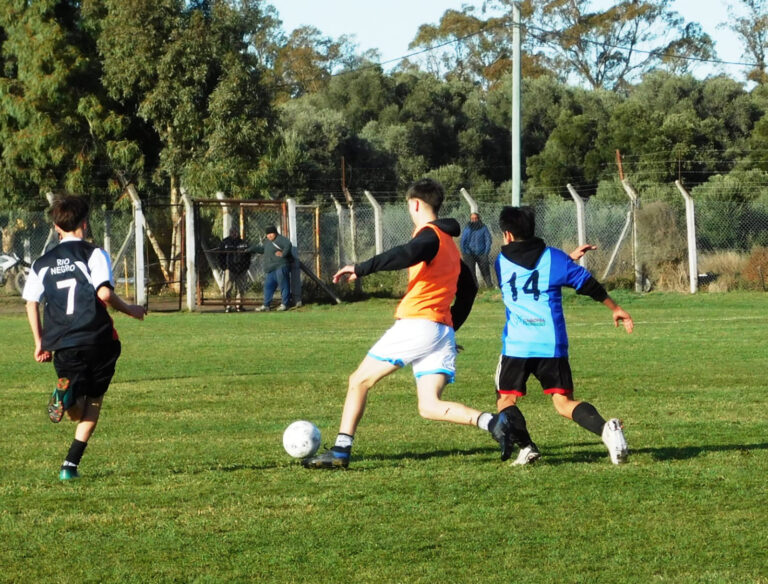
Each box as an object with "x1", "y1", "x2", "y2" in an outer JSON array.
[
  {"x1": 103, "y1": 207, "x2": 112, "y2": 257},
  {"x1": 460, "y1": 188, "x2": 478, "y2": 213},
  {"x1": 286, "y1": 198, "x2": 302, "y2": 305},
  {"x1": 126, "y1": 186, "x2": 147, "y2": 306},
  {"x1": 621, "y1": 180, "x2": 643, "y2": 293},
  {"x1": 181, "y1": 188, "x2": 197, "y2": 310},
  {"x1": 566, "y1": 184, "x2": 587, "y2": 267},
  {"x1": 675, "y1": 180, "x2": 698, "y2": 294},
  {"x1": 331, "y1": 195, "x2": 343, "y2": 267},
  {"x1": 42, "y1": 192, "x2": 57, "y2": 255},
  {"x1": 216, "y1": 191, "x2": 231, "y2": 237},
  {"x1": 363, "y1": 190, "x2": 383, "y2": 254},
  {"x1": 286, "y1": 198, "x2": 298, "y2": 246},
  {"x1": 602, "y1": 209, "x2": 632, "y2": 281}
]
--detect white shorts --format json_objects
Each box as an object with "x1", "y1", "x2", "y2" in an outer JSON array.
[{"x1": 368, "y1": 319, "x2": 457, "y2": 382}]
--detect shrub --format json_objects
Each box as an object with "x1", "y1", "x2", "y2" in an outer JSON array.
[
  {"x1": 742, "y1": 246, "x2": 768, "y2": 291},
  {"x1": 697, "y1": 251, "x2": 748, "y2": 292}
]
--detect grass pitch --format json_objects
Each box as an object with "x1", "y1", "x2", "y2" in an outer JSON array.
[{"x1": 2, "y1": 291, "x2": 767, "y2": 583}]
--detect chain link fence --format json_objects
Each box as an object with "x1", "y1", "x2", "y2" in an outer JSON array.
[
  {"x1": 0, "y1": 207, "x2": 135, "y2": 298},
  {"x1": 327, "y1": 189, "x2": 768, "y2": 294},
  {"x1": 3, "y1": 187, "x2": 767, "y2": 303}
]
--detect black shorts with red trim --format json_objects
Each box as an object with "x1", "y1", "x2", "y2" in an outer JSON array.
[
  {"x1": 53, "y1": 340, "x2": 122, "y2": 401},
  {"x1": 495, "y1": 355, "x2": 573, "y2": 396}
]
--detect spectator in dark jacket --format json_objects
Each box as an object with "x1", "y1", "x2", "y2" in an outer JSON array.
[
  {"x1": 460, "y1": 212, "x2": 493, "y2": 287},
  {"x1": 250, "y1": 225, "x2": 292, "y2": 311}
]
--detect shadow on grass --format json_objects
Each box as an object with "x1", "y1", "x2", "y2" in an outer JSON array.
[
  {"x1": 538, "y1": 440, "x2": 768, "y2": 464},
  {"x1": 633, "y1": 441, "x2": 768, "y2": 461},
  {"x1": 361, "y1": 446, "x2": 494, "y2": 463},
  {"x1": 355, "y1": 441, "x2": 768, "y2": 467}
]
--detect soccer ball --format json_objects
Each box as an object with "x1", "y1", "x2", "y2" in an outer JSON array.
[{"x1": 282, "y1": 420, "x2": 321, "y2": 459}]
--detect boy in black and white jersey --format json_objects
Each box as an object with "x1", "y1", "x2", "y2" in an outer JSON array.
[{"x1": 23, "y1": 195, "x2": 146, "y2": 481}]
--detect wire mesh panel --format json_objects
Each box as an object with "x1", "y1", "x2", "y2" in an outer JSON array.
[
  {"x1": 0, "y1": 207, "x2": 137, "y2": 298},
  {"x1": 4, "y1": 189, "x2": 767, "y2": 302},
  {"x1": 195, "y1": 199, "x2": 284, "y2": 307},
  {"x1": 295, "y1": 205, "x2": 321, "y2": 276},
  {"x1": 89, "y1": 207, "x2": 137, "y2": 302},
  {"x1": 138, "y1": 203, "x2": 184, "y2": 311}
]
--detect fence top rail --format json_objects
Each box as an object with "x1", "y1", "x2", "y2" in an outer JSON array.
[{"x1": 194, "y1": 198, "x2": 286, "y2": 208}]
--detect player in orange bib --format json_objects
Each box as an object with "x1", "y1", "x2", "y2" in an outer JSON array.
[{"x1": 303, "y1": 178, "x2": 517, "y2": 469}]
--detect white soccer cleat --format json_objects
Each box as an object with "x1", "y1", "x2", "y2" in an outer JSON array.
[
  {"x1": 511, "y1": 443, "x2": 541, "y2": 466},
  {"x1": 602, "y1": 418, "x2": 628, "y2": 464}
]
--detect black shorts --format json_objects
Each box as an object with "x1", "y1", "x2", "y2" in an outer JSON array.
[
  {"x1": 53, "y1": 340, "x2": 122, "y2": 404},
  {"x1": 495, "y1": 355, "x2": 573, "y2": 396}
]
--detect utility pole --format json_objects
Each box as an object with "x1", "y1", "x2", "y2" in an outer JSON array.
[{"x1": 511, "y1": 2, "x2": 522, "y2": 206}]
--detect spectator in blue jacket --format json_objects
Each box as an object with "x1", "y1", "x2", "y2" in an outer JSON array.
[{"x1": 460, "y1": 212, "x2": 493, "y2": 287}]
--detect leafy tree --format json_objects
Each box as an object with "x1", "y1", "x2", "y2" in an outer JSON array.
[
  {"x1": 525, "y1": 85, "x2": 616, "y2": 195},
  {"x1": 318, "y1": 66, "x2": 395, "y2": 133},
  {"x1": 408, "y1": 5, "x2": 553, "y2": 87},
  {"x1": 516, "y1": 0, "x2": 715, "y2": 91},
  {"x1": 271, "y1": 25, "x2": 364, "y2": 101},
  {"x1": 725, "y1": 0, "x2": 768, "y2": 85},
  {"x1": 608, "y1": 72, "x2": 759, "y2": 186},
  {"x1": 0, "y1": 0, "x2": 134, "y2": 207},
  {"x1": 97, "y1": 0, "x2": 276, "y2": 197},
  {"x1": 94, "y1": 0, "x2": 278, "y2": 284},
  {"x1": 409, "y1": 8, "x2": 512, "y2": 87}
]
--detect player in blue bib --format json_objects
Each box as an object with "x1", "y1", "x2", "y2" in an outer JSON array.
[{"x1": 493, "y1": 206, "x2": 634, "y2": 465}]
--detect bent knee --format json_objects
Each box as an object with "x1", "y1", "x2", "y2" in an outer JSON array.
[
  {"x1": 417, "y1": 399, "x2": 444, "y2": 420},
  {"x1": 551, "y1": 394, "x2": 577, "y2": 418},
  {"x1": 348, "y1": 372, "x2": 370, "y2": 391}
]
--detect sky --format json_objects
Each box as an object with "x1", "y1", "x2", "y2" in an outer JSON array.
[{"x1": 267, "y1": 0, "x2": 750, "y2": 81}]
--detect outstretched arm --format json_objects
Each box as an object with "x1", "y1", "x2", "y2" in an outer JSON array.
[
  {"x1": 335, "y1": 228, "x2": 440, "y2": 283},
  {"x1": 333, "y1": 265, "x2": 357, "y2": 283},
  {"x1": 569, "y1": 244, "x2": 597, "y2": 261},
  {"x1": 603, "y1": 297, "x2": 633, "y2": 333}
]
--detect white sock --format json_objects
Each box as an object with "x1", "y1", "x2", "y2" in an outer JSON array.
[
  {"x1": 334, "y1": 433, "x2": 354, "y2": 449},
  {"x1": 477, "y1": 412, "x2": 493, "y2": 431}
]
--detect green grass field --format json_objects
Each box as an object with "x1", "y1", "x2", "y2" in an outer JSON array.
[{"x1": 2, "y1": 291, "x2": 767, "y2": 583}]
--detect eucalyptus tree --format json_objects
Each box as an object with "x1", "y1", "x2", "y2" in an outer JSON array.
[
  {"x1": 725, "y1": 0, "x2": 768, "y2": 85},
  {"x1": 95, "y1": 0, "x2": 278, "y2": 283},
  {"x1": 0, "y1": 0, "x2": 134, "y2": 207},
  {"x1": 607, "y1": 72, "x2": 759, "y2": 186},
  {"x1": 271, "y1": 25, "x2": 364, "y2": 102},
  {"x1": 495, "y1": 0, "x2": 715, "y2": 92}
]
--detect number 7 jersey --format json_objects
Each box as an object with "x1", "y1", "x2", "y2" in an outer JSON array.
[
  {"x1": 495, "y1": 245, "x2": 592, "y2": 358},
  {"x1": 23, "y1": 237, "x2": 118, "y2": 351}
]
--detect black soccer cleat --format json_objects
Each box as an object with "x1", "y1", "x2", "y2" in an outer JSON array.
[
  {"x1": 302, "y1": 448, "x2": 350, "y2": 469},
  {"x1": 489, "y1": 410, "x2": 516, "y2": 461}
]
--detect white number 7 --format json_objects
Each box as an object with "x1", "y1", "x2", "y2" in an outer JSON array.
[{"x1": 57, "y1": 278, "x2": 77, "y2": 315}]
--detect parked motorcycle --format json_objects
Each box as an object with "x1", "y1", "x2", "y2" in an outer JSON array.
[{"x1": 0, "y1": 251, "x2": 30, "y2": 294}]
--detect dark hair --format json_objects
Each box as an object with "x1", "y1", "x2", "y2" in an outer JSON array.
[
  {"x1": 498, "y1": 206, "x2": 535, "y2": 240},
  {"x1": 406, "y1": 178, "x2": 444, "y2": 214},
  {"x1": 265, "y1": 225, "x2": 278, "y2": 235},
  {"x1": 51, "y1": 195, "x2": 89, "y2": 232}
]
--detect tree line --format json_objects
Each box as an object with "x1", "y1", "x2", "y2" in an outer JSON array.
[{"x1": 2, "y1": 0, "x2": 768, "y2": 212}]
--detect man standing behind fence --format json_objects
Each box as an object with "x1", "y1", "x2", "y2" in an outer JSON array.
[
  {"x1": 251, "y1": 225, "x2": 291, "y2": 312},
  {"x1": 460, "y1": 212, "x2": 493, "y2": 287},
  {"x1": 218, "y1": 227, "x2": 251, "y2": 312}
]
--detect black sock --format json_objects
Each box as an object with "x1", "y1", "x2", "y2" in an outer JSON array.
[
  {"x1": 572, "y1": 402, "x2": 606, "y2": 436},
  {"x1": 501, "y1": 405, "x2": 534, "y2": 448},
  {"x1": 62, "y1": 439, "x2": 87, "y2": 469}
]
